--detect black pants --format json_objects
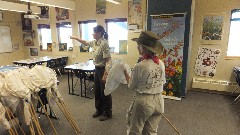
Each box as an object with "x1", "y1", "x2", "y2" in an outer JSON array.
[{"x1": 94, "y1": 66, "x2": 112, "y2": 116}]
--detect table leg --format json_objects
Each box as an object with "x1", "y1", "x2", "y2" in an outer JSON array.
[
  {"x1": 67, "y1": 70, "x2": 70, "y2": 94},
  {"x1": 83, "y1": 73, "x2": 93, "y2": 99}
]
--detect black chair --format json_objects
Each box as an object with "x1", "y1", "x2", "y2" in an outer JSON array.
[
  {"x1": 231, "y1": 67, "x2": 240, "y2": 104},
  {"x1": 47, "y1": 59, "x2": 62, "y2": 76},
  {"x1": 60, "y1": 57, "x2": 68, "y2": 74},
  {"x1": 72, "y1": 65, "x2": 94, "y2": 98}
]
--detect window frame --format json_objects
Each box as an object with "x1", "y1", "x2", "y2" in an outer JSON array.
[
  {"x1": 78, "y1": 20, "x2": 97, "y2": 40},
  {"x1": 38, "y1": 24, "x2": 52, "y2": 51},
  {"x1": 56, "y1": 22, "x2": 72, "y2": 50},
  {"x1": 226, "y1": 9, "x2": 240, "y2": 58},
  {"x1": 105, "y1": 18, "x2": 128, "y2": 53}
]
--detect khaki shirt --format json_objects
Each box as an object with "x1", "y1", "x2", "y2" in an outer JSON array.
[{"x1": 86, "y1": 37, "x2": 111, "y2": 67}]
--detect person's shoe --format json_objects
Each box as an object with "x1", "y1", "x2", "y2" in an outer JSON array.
[
  {"x1": 92, "y1": 111, "x2": 102, "y2": 118},
  {"x1": 99, "y1": 114, "x2": 112, "y2": 121}
]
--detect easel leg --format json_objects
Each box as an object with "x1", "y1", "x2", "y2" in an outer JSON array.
[{"x1": 161, "y1": 114, "x2": 181, "y2": 135}]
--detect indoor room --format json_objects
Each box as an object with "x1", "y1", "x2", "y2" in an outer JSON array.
[{"x1": 0, "y1": 0, "x2": 240, "y2": 134}]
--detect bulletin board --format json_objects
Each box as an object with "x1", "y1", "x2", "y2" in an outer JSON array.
[{"x1": 0, "y1": 26, "x2": 13, "y2": 53}]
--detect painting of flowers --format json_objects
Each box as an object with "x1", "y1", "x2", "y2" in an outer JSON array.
[
  {"x1": 201, "y1": 13, "x2": 225, "y2": 44},
  {"x1": 96, "y1": 0, "x2": 106, "y2": 14}
]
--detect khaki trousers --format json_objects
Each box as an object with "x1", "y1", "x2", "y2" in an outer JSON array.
[{"x1": 126, "y1": 92, "x2": 164, "y2": 135}]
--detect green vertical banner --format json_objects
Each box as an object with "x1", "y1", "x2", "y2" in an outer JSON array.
[{"x1": 151, "y1": 13, "x2": 186, "y2": 100}]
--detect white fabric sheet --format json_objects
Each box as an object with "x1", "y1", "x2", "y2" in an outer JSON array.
[{"x1": 104, "y1": 59, "x2": 131, "y2": 96}]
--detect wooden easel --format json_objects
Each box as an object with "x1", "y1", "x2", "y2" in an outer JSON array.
[{"x1": 161, "y1": 114, "x2": 182, "y2": 135}]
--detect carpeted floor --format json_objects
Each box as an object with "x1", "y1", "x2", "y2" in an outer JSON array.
[{"x1": 1, "y1": 74, "x2": 240, "y2": 135}]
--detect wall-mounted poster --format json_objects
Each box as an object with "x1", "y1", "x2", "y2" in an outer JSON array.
[
  {"x1": 30, "y1": 48, "x2": 38, "y2": 56},
  {"x1": 47, "y1": 43, "x2": 52, "y2": 52},
  {"x1": 119, "y1": 40, "x2": 128, "y2": 54},
  {"x1": 128, "y1": 0, "x2": 142, "y2": 32},
  {"x1": 39, "y1": 6, "x2": 49, "y2": 19},
  {"x1": 194, "y1": 47, "x2": 221, "y2": 77},
  {"x1": 21, "y1": 13, "x2": 32, "y2": 31},
  {"x1": 23, "y1": 32, "x2": 34, "y2": 46},
  {"x1": 201, "y1": 13, "x2": 225, "y2": 45},
  {"x1": 96, "y1": 0, "x2": 106, "y2": 14},
  {"x1": 59, "y1": 43, "x2": 67, "y2": 51},
  {"x1": 55, "y1": 7, "x2": 69, "y2": 21},
  {"x1": 0, "y1": 26, "x2": 13, "y2": 53},
  {"x1": 13, "y1": 43, "x2": 19, "y2": 51}
]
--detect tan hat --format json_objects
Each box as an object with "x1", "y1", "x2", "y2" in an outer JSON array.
[{"x1": 132, "y1": 31, "x2": 163, "y2": 54}]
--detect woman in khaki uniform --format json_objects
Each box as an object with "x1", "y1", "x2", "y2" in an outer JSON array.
[{"x1": 70, "y1": 25, "x2": 112, "y2": 121}]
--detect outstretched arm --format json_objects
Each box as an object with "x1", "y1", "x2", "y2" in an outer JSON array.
[{"x1": 70, "y1": 36, "x2": 88, "y2": 45}]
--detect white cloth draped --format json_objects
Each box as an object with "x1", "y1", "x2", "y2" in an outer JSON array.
[
  {"x1": 104, "y1": 59, "x2": 131, "y2": 96},
  {"x1": 0, "y1": 65, "x2": 62, "y2": 128}
]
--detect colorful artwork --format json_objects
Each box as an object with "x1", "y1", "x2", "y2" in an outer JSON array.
[
  {"x1": 39, "y1": 6, "x2": 49, "y2": 19},
  {"x1": 151, "y1": 13, "x2": 186, "y2": 98},
  {"x1": 47, "y1": 43, "x2": 52, "y2": 52},
  {"x1": 96, "y1": 0, "x2": 106, "y2": 14},
  {"x1": 55, "y1": 7, "x2": 69, "y2": 21},
  {"x1": 59, "y1": 43, "x2": 67, "y2": 51},
  {"x1": 30, "y1": 48, "x2": 38, "y2": 56},
  {"x1": 202, "y1": 15, "x2": 223, "y2": 40},
  {"x1": 21, "y1": 13, "x2": 32, "y2": 31},
  {"x1": 23, "y1": 32, "x2": 34, "y2": 46},
  {"x1": 128, "y1": 0, "x2": 142, "y2": 32},
  {"x1": 119, "y1": 40, "x2": 128, "y2": 54},
  {"x1": 194, "y1": 47, "x2": 221, "y2": 77}
]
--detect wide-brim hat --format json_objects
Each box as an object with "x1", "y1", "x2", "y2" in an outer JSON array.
[{"x1": 132, "y1": 31, "x2": 163, "y2": 54}]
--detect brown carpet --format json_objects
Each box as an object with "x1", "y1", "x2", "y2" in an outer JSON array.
[{"x1": 1, "y1": 74, "x2": 240, "y2": 135}]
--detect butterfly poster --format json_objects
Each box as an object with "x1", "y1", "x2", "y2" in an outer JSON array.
[{"x1": 151, "y1": 13, "x2": 186, "y2": 99}]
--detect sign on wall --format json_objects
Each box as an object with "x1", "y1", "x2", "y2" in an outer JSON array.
[{"x1": 0, "y1": 26, "x2": 13, "y2": 53}]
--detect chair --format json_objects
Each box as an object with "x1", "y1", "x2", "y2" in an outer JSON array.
[
  {"x1": 47, "y1": 59, "x2": 62, "y2": 76},
  {"x1": 60, "y1": 57, "x2": 68, "y2": 74},
  {"x1": 231, "y1": 67, "x2": 240, "y2": 104}
]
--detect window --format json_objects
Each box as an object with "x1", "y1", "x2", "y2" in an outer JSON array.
[
  {"x1": 78, "y1": 20, "x2": 97, "y2": 52},
  {"x1": 38, "y1": 24, "x2": 52, "y2": 50},
  {"x1": 56, "y1": 22, "x2": 72, "y2": 50},
  {"x1": 106, "y1": 18, "x2": 128, "y2": 53},
  {"x1": 78, "y1": 20, "x2": 97, "y2": 41},
  {"x1": 227, "y1": 9, "x2": 240, "y2": 57}
]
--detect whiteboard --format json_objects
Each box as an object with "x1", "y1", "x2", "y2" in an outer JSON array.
[{"x1": 0, "y1": 26, "x2": 13, "y2": 53}]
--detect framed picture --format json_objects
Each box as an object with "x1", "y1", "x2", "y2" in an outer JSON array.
[
  {"x1": 47, "y1": 43, "x2": 52, "y2": 52},
  {"x1": 21, "y1": 13, "x2": 32, "y2": 31},
  {"x1": 119, "y1": 40, "x2": 128, "y2": 54},
  {"x1": 23, "y1": 32, "x2": 34, "y2": 46},
  {"x1": 128, "y1": 0, "x2": 143, "y2": 32},
  {"x1": 30, "y1": 48, "x2": 38, "y2": 56},
  {"x1": 96, "y1": 0, "x2": 106, "y2": 14},
  {"x1": 59, "y1": 43, "x2": 67, "y2": 51},
  {"x1": 39, "y1": 6, "x2": 50, "y2": 19},
  {"x1": 201, "y1": 13, "x2": 225, "y2": 45},
  {"x1": 55, "y1": 7, "x2": 69, "y2": 21}
]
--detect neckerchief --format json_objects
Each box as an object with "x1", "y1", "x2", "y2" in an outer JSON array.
[{"x1": 140, "y1": 54, "x2": 159, "y2": 65}]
